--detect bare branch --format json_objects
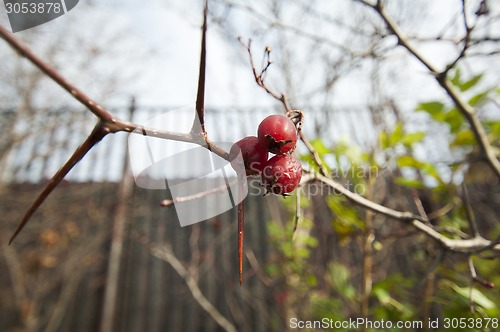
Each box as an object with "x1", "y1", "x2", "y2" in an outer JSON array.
[
  {"x1": 418, "y1": 249, "x2": 445, "y2": 288},
  {"x1": 469, "y1": 256, "x2": 495, "y2": 289},
  {"x1": 0, "y1": 25, "x2": 113, "y2": 121},
  {"x1": 240, "y1": 39, "x2": 329, "y2": 176},
  {"x1": 137, "y1": 235, "x2": 237, "y2": 332},
  {"x1": 462, "y1": 184, "x2": 480, "y2": 238},
  {"x1": 360, "y1": 0, "x2": 500, "y2": 180},
  {"x1": 245, "y1": 248, "x2": 273, "y2": 287},
  {"x1": 238, "y1": 38, "x2": 286, "y2": 104},
  {"x1": 0, "y1": 24, "x2": 230, "y2": 160},
  {"x1": 441, "y1": 0, "x2": 475, "y2": 75},
  {"x1": 301, "y1": 172, "x2": 500, "y2": 253},
  {"x1": 160, "y1": 178, "x2": 238, "y2": 207},
  {"x1": 0, "y1": 20, "x2": 231, "y2": 243},
  {"x1": 412, "y1": 189, "x2": 429, "y2": 221},
  {"x1": 292, "y1": 189, "x2": 301, "y2": 240},
  {"x1": 301, "y1": 172, "x2": 426, "y2": 222}
]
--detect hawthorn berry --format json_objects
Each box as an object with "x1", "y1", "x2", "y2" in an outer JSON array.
[
  {"x1": 257, "y1": 114, "x2": 298, "y2": 154},
  {"x1": 229, "y1": 136, "x2": 269, "y2": 176},
  {"x1": 261, "y1": 154, "x2": 302, "y2": 195}
]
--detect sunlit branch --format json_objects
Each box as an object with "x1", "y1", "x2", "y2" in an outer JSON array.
[{"x1": 357, "y1": 0, "x2": 500, "y2": 180}]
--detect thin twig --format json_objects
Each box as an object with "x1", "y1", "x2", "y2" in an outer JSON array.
[
  {"x1": 419, "y1": 249, "x2": 445, "y2": 288},
  {"x1": 412, "y1": 190, "x2": 429, "y2": 221},
  {"x1": 160, "y1": 178, "x2": 238, "y2": 207},
  {"x1": 427, "y1": 202, "x2": 455, "y2": 221},
  {"x1": 292, "y1": 189, "x2": 301, "y2": 240},
  {"x1": 245, "y1": 248, "x2": 273, "y2": 287},
  {"x1": 240, "y1": 38, "x2": 329, "y2": 176},
  {"x1": 462, "y1": 184, "x2": 480, "y2": 237},
  {"x1": 441, "y1": 0, "x2": 475, "y2": 75},
  {"x1": 468, "y1": 256, "x2": 478, "y2": 313},
  {"x1": 137, "y1": 235, "x2": 237, "y2": 332}
]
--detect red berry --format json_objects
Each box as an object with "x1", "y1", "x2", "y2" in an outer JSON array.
[
  {"x1": 261, "y1": 154, "x2": 302, "y2": 195},
  {"x1": 257, "y1": 114, "x2": 298, "y2": 154},
  {"x1": 230, "y1": 136, "x2": 269, "y2": 175}
]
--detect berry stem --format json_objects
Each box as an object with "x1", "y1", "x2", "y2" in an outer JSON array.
[{"x1": 238, "y1": 198, "x2": 244, "y2": 285}]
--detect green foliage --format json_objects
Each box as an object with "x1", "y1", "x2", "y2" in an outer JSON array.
[
  {"x1": 266, "y1": 196, "x2": 319, "y2": 299},
  {"x1": 416, "y1": 102, "x2": 464, "y2": 133},
  {"x1": 450, "y1": 69, "x2": 483, "y2": 92},
  {"x1": 328, "y1": 195, "x2": 365, "y2": 240},
  {"x1": 438, "y1": 279, "x2": 499, "y2": 320},
  {"x1": 379, "y1": 122, "x2": 425, "y2": 150},
  {"x1": 371, "y1": 274, "x2": 415, "y2": 321},
  {"x1": 417, "y1": 69, "x2": 497, "y2": 144},
  {"x1": 267, "y1": 70, "x2": 499, "y2": 328},
  {"x1": 300, "y1": 138, "x2": 332, "y2": 174}
]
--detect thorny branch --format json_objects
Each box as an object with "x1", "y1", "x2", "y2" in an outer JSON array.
[
  {"x1": 239, "y1": 38, "x2": 329, "y2": 176},
  {"x1": 240, "y1": 34, "x2": 500, "y2": 258},
  {"x1": 192, "y1": 0, "x2": 208, "y2": 137},
  {"x1": 2, "y1": 0, "x2": 498, "y2": 297},
  {"x1": 0, "y1": 6, "x2": 228, "y2": 243}
]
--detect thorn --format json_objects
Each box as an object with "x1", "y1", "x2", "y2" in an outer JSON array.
[{"x1": 9, "y1": 122, "x2": 107, "y2": 244}]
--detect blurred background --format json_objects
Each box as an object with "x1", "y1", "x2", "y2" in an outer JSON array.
[{"x1": 0, "y1": 0, "x2": 499, "y2": 331}]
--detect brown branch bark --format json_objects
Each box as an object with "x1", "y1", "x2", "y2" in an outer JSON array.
[
  {"x1": 301, "y1": 172, "x2": 500, "y2": 253},
  {"x1": 0, "y1": 21, "x2": 230, "y2": 243},
  {"x1": 8, "y1": 122, "x2": 108, "y2": 244},
  {"x1": 192, "y1": 0, "x2": 208, "y2": 136}
]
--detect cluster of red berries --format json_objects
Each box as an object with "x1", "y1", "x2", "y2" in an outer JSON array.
[{"x1": 229, "y1": 114, "x2": 302, "y2": 195}]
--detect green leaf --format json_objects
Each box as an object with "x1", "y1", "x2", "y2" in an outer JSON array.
[
  {"x1": 421, "y1": 163, "x2": 443, "y2": 183},
  {"x1": 453, "y1": 286, "x2": 495, "y2": 309},
  {"x1": 379, "y1": 130, "x2": 389, "y2": 149},
  {"x1": 458, "y1": 73, "x2": 483, "y2": 92},
  {"x1": 327, "y1": 263, "x2": 356, "y2": 300},
  {"x1": 401, "y1": 131, "x2": 425, "y2": 146},
  {"x1": 372, "y1": 287, "x2": 413, "y2": 317},
  {"x1": 416, "y1": 101, "x2": 446, "y2": 121},
  {"x1": 468, "y1": 90, "x2": 490, "y2": 106},
  {"x1": 444, "y1": 108, "x2": 464, "y2": 133},
  {"x1": 389, "y1": 122, "x2": 404, "y2": 147},
  {"x1": 451, "y1": 129, "x2": 475, "y2": 146},
  {"x1": 450, "y1": 69, "x2": 483, "y2": 92},
  {"x1": 310, "y1": 138, "x2": 331, "y2": 155},
  {"x1": 395, "y1": 177, "x2": 425, "y2": 189},
  {"x1": 450, "y1": 68, "x2": 462, "y2": 87},
  {"x1": 300, "y1": 154, "x2": 319, "y2": 172},
  {"x1": 373, "y1": 287, "x2": 391, "y2": 305},
  {"x1": 484, "y1": 121, "x2": 500, "y2": 137},
  {"x1": 396, "y1": 155, "x2": 423, "y2": 168}
]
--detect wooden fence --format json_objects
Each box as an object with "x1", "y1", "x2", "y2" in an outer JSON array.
[{"x1": 0, "y1": 104, "x2": 466, "y2": 332}]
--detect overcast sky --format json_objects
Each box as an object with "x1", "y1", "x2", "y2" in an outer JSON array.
[
  {"x1": 1, "y1": 0, "x2": 498, "y2": 110},
  {"x1": 0, "y1": 0, "x2": 498, "y2": 182}
]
